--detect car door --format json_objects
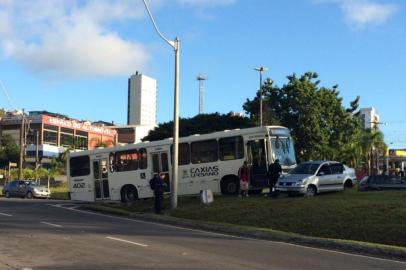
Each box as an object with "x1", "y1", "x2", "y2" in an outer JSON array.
[
  {"x1": 316, "y1": 163, "x2": 333, "y2": 192},
  {"x1": 330, "y1": 163, "x2": 345, "y2": 189},
  {"x1": 7, "y1": 181, "x2": 18, "y2": 196},
  {"x1": 17, "y1": 181, "x2": 27, "y2": 197}
]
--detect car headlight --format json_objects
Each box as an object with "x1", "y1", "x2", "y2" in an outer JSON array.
[{"x1": 295, "y1": 178, "x2": 308, "y2": 186}]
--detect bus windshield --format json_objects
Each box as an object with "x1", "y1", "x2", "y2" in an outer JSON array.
[{"x1": 270, "y1": 137, "x2": 296, "y2": 166}]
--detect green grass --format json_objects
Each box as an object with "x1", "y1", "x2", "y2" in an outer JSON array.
[
  {"x1": 100, "y1": 189, "x2": 406, "y2": 247},
  {"x1": 49, "y1": 182, "x2": 70, "y2": 200}
]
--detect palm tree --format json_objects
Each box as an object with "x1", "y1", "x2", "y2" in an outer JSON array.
[{"x1": 360, "y1": 129, "x2": 386, "y2": 175}]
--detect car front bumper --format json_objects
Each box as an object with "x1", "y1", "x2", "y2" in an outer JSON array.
[
  {"x1": 32, "y1": 191, "x2": 50, "y2": 198},
  {"x1": 275, "y1": 186, "x2": 306, "y2": 194}
]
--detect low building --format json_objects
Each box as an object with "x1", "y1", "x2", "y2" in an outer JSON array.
[{"x1": 0, "y1": 111, "x2": 116, "y2": 167}]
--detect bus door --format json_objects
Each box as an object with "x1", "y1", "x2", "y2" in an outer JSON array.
[
  {"x1": 92, "y1": 159, "x2": 110, "y2": 200},
  {"x1": 151, "y1": 152, "x2": 171, "y2": 192},
  {"x1": 246, "y1": 139, "x2": 269, "y2": 188}
]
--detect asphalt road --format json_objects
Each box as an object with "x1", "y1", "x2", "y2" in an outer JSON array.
[{"x1": 0, "y1": 198, "x2": 405, "y2": 270}]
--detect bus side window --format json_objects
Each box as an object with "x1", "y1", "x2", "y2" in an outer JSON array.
[
  {"x1": 219, "y1": 136, "x2": 243, "y2": 161},
  {"x1": 191, "y1": 139, "x2": 218, "y2": 164},
  {"x1": 115, "y1": 149, "x2": 139, "y2": 172},
  {"x1": 139, "y1": 148, "x2": 148, "y2": 169},
  {"x1": 170, "y1": 143, "x2": 190, "y2": 165}
]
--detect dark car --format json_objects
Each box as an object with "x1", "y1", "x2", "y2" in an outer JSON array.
[
  {"x1": 3, "y1": 180, "x2": 50, "y2": 199},
  {"x1": 358, "y1": 175, "x2": 406, "y2": 191}
]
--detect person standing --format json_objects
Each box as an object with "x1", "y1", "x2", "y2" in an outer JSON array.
[
  {"x1": 268, "y1": 159, "x2": 282, "y2": 195},
  {"x1": 150, "y1": 172, "x2": 166, "y2": 214},
  {"x1": 238, "y1": 161, "x2": 250, "y2": 197}
]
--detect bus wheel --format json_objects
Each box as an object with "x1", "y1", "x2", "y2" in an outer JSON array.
[
  {"x1": 221, "y1": 177, "x2": 239, "y2": 195},
  {"x1": 121, "y1": 186, "x2": 138, "y2": 203}
]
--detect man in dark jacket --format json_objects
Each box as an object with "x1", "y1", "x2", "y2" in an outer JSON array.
[
  {"x1": 150, "y1": 172, "x2": 166, "y2": 214},
  {"x1": 268, "y1": 159, "x2": 282, "y2": 195}
]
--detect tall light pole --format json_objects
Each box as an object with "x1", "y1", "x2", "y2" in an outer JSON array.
[
  {"x1": 142, "y1": 0, "x2": 180, "y2": 209},
  {"x1": 18, "y1": 109, "x2": 25, "y2": 180},
  {"x1": 254, "y1": 67, "x2": 268, "y2": 126}
]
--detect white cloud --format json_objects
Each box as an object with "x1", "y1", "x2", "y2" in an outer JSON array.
[
  {"x1": 0, "y1": 0, "x2": 236, "y2": 78},
  {"x1": 314, "y1": 0, "x2": 399, "y2": 29},
  {"x1": 0, "y1": 0, "x2": 149, "y2": 78}
]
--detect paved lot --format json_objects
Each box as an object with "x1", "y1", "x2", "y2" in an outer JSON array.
[{"x1": 0, "y1": 198, "x2": 405, "y2": 270}]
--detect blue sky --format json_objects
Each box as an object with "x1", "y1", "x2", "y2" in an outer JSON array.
[{"x1": 1, "y1": 0, "x2": 405, "y2": 148}]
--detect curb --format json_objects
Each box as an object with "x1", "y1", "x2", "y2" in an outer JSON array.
[{"x1": 80, "y1": 204, "x2": 406, "y2": 262}]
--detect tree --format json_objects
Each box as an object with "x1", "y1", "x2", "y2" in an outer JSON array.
[
  {"x1": 360, "y1": 129, "x2": 386, "y2": 175},
  {"x1": 143, "y1": 113, "x2": 254, "y2": 141},
  {"x1": 0, "y1": 134, "x2": 19, "y2": 167},
  {"x1": 244, "y1": 72, "x2": 362, "y2": 163}
]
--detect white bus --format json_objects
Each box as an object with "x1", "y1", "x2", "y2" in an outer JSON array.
[{"x1": 67, "y1": 126, "x2": 296, "y2": 202}]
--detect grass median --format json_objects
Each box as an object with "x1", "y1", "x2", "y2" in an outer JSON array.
[{"x1": 95, "y1": 188, "x2": 406, "y2": 248}]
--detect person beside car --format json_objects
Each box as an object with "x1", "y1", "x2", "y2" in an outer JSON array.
[{"x1": 268, "y1": 159, "x2": 282, "y2": 196}]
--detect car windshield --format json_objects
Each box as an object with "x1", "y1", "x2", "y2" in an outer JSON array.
[
  {"x1": 289, "y1": 163, "x2": 320, "y2": 175},
  {"x1": 25, "y1": 181, "x2": 39, "y2": 186},
  {"x1": 270, "y1": 137, "x2": 296, "y2": 166}
]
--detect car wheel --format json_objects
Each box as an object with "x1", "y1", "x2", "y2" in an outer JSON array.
[
  {"x1": 344, "y1": 180, "x2": 353, "y2": 189},
  {"x1": 305, "y1": 185, "x2": 316, "y2": 197},
  {"x1": 5, "y1": 191, "x2": 11, "y2": 198},
  {"x1": 26, "y1": 191, "x2": 33, "y2": 199}
]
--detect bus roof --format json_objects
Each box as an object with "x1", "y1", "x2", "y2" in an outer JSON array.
[{"x1": 69, "y1": 125, "x2": 291, "y2": 157}]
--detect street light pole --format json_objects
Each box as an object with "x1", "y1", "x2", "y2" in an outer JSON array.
[
  {"x1": 18, "y1": 109, "x2": 25, "y2": 180},
  {"x1": 254, "y1": 67, "x2": 268, "y2": 126},
  {"x1": 143, "y1": 0, "x2": 180, "y2": 209},
  {"x1": 35, "y1": 130, "x2": 39, "y2": 180}
]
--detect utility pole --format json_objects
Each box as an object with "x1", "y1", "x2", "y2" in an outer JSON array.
[
  {"x1": 254, "y1": 67, "x2": 268, "y2": 126},
  {"x1": 18, "y1": 110, "x2": 25, "y2": 180},
  {"x1": 35, "y1": 130, "x2": 39, "y2": 180},
  {"x1": 197, "y1": 74, "x2": 207, "y2": 115}
]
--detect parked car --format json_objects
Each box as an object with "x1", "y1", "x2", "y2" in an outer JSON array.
[
  {"x1": 343, "y1": 165, "x2": 357, "y2": 187},
  {"x1": 358, "y1": 175, "x2": 406, "y2": 191},
  {"x1": 275, "y1": 160, "x2": 354, "y2": 196},
  {"x1": 3, "y1": 180, "x2": 50, "y2": 199}
]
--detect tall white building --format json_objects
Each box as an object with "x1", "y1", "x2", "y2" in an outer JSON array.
[
  {"x1": 127, "y1": 72, "x2": 157, "y2": 126},
  {"x1": 359, "y1": 107, "x2": 380, "y2": 129}
]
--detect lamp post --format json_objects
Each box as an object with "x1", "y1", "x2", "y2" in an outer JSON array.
[
  {"x1": 142, "y1": 0, "x2": 180, "y2": 209},
  {"x1": 254, "y1": 67, "x2": 268, "y2": 126},
  {"x1": 18, "y1": 109, "x2": 25, "y2": 180}
]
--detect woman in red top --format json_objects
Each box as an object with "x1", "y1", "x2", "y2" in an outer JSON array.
[{"x1": 238, "y1": 161, "x2": 250, "y2": 197}]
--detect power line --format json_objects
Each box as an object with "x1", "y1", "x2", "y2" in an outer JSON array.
[{"x1": 0, "y1": 80, "x2": 14, "y2": 109}]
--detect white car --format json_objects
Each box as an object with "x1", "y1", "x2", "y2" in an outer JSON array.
[{"x1": 275, "y1": 161, "x2": 354, "y2": 196}]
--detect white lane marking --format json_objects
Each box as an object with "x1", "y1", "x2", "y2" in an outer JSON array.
[
  {"x1": 52, "y1": 204, "x2": 406, "y2": 265},
  {"x1": 0, "y1": 212, "x2": 12, "y2": 217},
  {"x1": 106, "y1": 236, "x2": 148, "y2": 247},
  {"x1": 40, "y1": 221, "x2": 62, "y2": 228}
]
